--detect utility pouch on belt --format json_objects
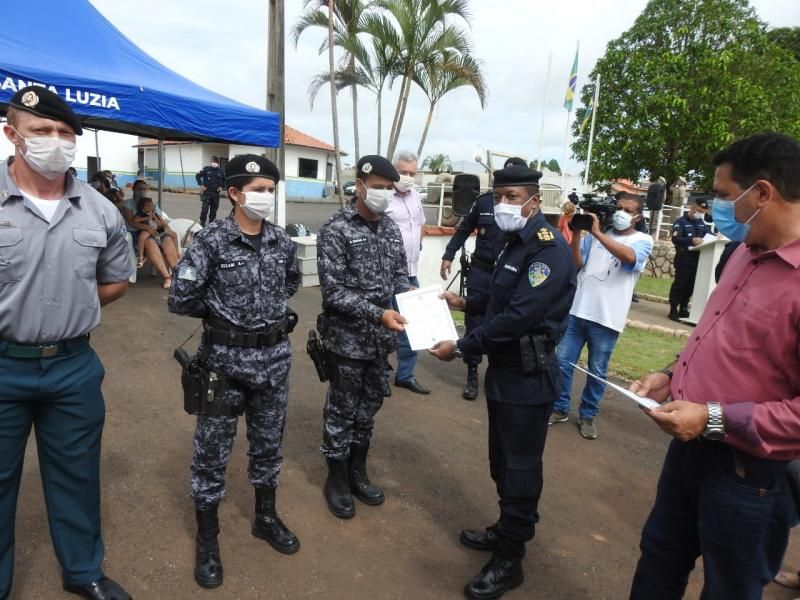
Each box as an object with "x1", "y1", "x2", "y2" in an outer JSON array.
[
  {"x1": 307, "y1": 330, "x2": 330, "y2": 383},
  {"x1": 173, "y1": 347, "x2": 233, "y2": 416},
  {"x1": 520, "y1": 334, "x2": 552, "y2": 376}
]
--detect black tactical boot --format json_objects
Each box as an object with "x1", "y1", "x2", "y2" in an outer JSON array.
[
  {"x1": 679, "y1": 306, "x2": 690, "y2": 318},
  {"x1": 252, "y1": 487, "x2": 300, "y2": 555},
  {"x1": 194, "y1": 505, "x2": 223, "y2": 589},
  {"x1": 462, "y1": 365, "x2": 479, "y2": 401},
  {"x1": 464, "y1": 536, "x2": 525, "y2": 600},
  {"x1": 324, "y1": 457, "x2": 355, "y2": 518},
  {"x1": 460, "y1": 522, "x2": 500, "y2": 551},
  {"x1": 348, "y1": 444, "x2": 385, "y2": 505},
  {"x1": 668, "y1": 305, "x2": 681, "y2": 322}
]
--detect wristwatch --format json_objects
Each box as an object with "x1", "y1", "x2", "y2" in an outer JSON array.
[{"x1": 702, "y1": 402, "x2": 726, "y2": 441}]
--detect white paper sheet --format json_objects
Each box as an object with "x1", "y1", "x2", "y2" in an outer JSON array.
[
  {"x1": 570, "y1": 363, "x2": 661, "y2": 411},
  {"x1": 395, "y1": 285, "x2": 459, "y2": 351}
]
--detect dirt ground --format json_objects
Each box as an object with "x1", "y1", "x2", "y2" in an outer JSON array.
[{"x1": 9, "y1": 279, "x2": 800, "y2": 600}]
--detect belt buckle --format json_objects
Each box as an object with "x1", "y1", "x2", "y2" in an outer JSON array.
[{"x1": 40, "y1": 344, "x2": 59, "y2": 358}]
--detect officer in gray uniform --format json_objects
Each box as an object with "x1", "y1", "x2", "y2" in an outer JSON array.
[
  {"x1": 168, "y1": 154, "x2": 301, "y2": 589},
  {"x1": 0, "y1": 87, "x2": 131, "y2": 600},
  {"x1": 317, "y1": 155, "x2": 413, "y2": 519}
]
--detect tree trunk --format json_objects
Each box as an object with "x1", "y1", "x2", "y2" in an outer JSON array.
[
  {"x1": 350, "y1": 57, "x2": 360, "y2": 162},
  {"x1": 328, "y1": 4, "x2": 345, "y2": 207},
  {"x1": 388, "y1": 75, "x2": 412, "y2": 158},
  {"x1": 376, "y1": 88, "x2": 382, "y2": 155},
  {"x1": 387, "y1": 74, "x2": 408, "y2": 157},
  {"x1": 417, "y1": 103, "x2": 435, "y2": 158}
]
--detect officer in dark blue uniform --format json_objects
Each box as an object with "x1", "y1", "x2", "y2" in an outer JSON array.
[
  {"x1": 439, "y1": 157, "x2": 522, "y2": 400},
  {"x1": 668, "y1": 198, "x2": 710, "y2": 321},
  {"x1": 430, "y1": 165, "x2": 577, "y2": 600},
  {"x1": 195, "y1": 156, "x2": 226, "y2": 227}
]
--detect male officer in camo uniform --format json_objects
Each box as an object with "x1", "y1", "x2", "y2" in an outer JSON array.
[
  {"x1": 316, "y1": 155, "x2": 414, "y2": 519},
  {"x1": 169, "y1": 155, "x2": 300, "y2": 589}
]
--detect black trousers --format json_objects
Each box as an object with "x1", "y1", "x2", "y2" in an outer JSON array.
[
  {"x1": 669, "y1": 253, "x2": 699, "y2": 310},
  {"x1": 199, "y1": 192, "x2": 220, "y2": 226},
  {"x1": 487, "y1": 400, "x2": 552, "y2": 542}
]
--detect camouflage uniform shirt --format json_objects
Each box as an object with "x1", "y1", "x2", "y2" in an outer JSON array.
[{"x1": 317, "y1": 203, "x2": 414, "y2": 360}]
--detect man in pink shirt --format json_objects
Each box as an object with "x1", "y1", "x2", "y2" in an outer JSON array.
[
  {"x1": 628, "y1": 133, "x2": 800, "y2": 599},
  {"x1": 386, "y1": 151, "x2": 430, "y2": 395}
]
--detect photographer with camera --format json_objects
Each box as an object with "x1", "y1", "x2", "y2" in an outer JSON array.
[{"x1": 550, "y1": 193, "x2": 653, "y2": 439}]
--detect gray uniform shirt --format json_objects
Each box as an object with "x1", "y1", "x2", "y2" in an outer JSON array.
[{"x1": 0, "y1": 162, "x2": 130, "y2": 344}]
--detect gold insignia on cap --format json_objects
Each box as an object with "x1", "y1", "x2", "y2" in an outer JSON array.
[
  {"x1": 21, "y1": 91, "x2": 39, "y2": 108},
  {"x1": 537, "y1": 227, "x2": 554, "y2": 242},
  {"x1": 245, "y1": 161, "x2": 260, "y2": 173},
  {"x1": 361, "y1": 162, "x2": 372, "y2": 175}
]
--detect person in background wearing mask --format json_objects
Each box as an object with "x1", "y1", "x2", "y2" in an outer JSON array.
[
  {"x1": 551, "y1": 193, "x2": 653, "y2": 439},
  {"x1": 386, "y1": 150, "x2": 430, "y2": 395},
  {"x1": 667, "y1": 197, "x2": 710, "y2": 321},
  {"x1": 430, "y1": 165, "x2": 577, "y2": 600},
  {"x1": 0, "y1": 87, "x2": 132, "y2": 599},
  {"x1": 169, "y1": 155, "x2": 301, "y2": 589},
  {"x1": 195, "y1": 156, "x2": 226, "y2": 227},
  {"x1": 627, "y1": 133, "x2": 800, "y2": 599},
  {"x1": 316, "y1": 155, "x2": 413, "y2": 520}
]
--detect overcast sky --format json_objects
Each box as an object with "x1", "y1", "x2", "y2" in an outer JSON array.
[{"x1": 91, "y1": 0, "x2": 799, "y2": 174}]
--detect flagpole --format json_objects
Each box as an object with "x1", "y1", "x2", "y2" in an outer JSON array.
[
  {"x1": 583, "y1": 73, "x2": 601, "y2": 189},
  {"x1": 561, "y1": 40, "x2": 579, "y2": 196},
  {"x1": 536, "y1": 51, "x2": 552, "y2": 171}
]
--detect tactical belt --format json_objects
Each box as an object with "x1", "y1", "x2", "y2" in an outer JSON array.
[
  {"x1": 202, "y1": 318, "x2": 289, "y2": 348},
  {"x1": 470, "y1": 256, "x2": 493, "y2": 272},
  {"x1": 0, "y1": 335, "x2": 90, "y2": 359}
]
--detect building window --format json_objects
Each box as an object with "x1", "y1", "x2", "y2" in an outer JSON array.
[{"x1": 298, "y1": 158, "x2": 319, "y2": 179}]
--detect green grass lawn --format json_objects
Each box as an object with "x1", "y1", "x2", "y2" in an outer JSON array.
[
  {"x1": 580, "y1": 327, "x2": 686, "y2": 382},
  {"x1": 635, "y1": 275, "x2": 673, "y2": 299}
]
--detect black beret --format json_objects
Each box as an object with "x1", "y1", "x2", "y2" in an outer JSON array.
[
  {"x1": 493, "y1": 166, "x2": 543, "y2": 188},
  {"x1": 357, "y1": 155, "x2": 399, "y2": 182},
  {"x1": 692, "y1": 197, "x2": 710, "y2": 210},
  {"x1": 503, "y1": 157, "x2": 528, "y2": 168},
  {"x1": 225, "y1": 154, "x2": 280, "y2": 184},
  {"x1": 9, "y1": 86, "x2": 83, "y2": 135}
]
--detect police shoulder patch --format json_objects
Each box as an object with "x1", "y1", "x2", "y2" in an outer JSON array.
[
  {"x1": 528, "y1": 262, "x2": 551, "y2": 287},
  {"x1": 537, "y1": 227, "x2": 555, "y2": 243}
]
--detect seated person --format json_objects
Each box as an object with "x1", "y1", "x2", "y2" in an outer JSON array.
[
  {"x1": 134, "y1": 197, "x2": 179, "y2": 268},
  {"x1": 126, "y1": 195, "x2": 180, "y2": 288}
]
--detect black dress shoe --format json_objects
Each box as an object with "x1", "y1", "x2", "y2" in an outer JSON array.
[
  {"x1": 668, "y1": 313, "x2": 682, "y2": 322},
  {"x1": 679, "y1": 308, "x2": 691, "y2": 318},
  {"x1": 460, "y1": 524, "x2": 500, "y2": 551},
  {"x1": 395, "y1": 377, "x2": 431, "y2": 394},
  {"x1": 63, "y1": 578, "x2": 131, "y2": 600}
]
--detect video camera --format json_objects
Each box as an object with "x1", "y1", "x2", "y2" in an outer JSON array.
[{"x1": 570, "y1": 193, "x2": 616, "y2": 232}]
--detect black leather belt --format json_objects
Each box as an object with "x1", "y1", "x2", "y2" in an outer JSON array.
[{"x1": 203, "y1": 319, "x2": 289, "y2": 348}]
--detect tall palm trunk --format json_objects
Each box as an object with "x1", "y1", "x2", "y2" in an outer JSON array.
[
  {"x1": 388, "y1": 74, "x2": 413, "y2": 158},
  {"x1": 376, "y1": 88, "x2": 383, "y2": 155},
  {"x1": 328, "y1": 3, "x2": 345, "y2": 207},
  {"x1": 417, "y1": 102, "x2": 435, "y2": 157},
  {"x1": 349, "y1": 56, "x2": 360, "y2": 161},
  {"x1": 387, "y1": 74, "x2": 408, "y2": 157}
]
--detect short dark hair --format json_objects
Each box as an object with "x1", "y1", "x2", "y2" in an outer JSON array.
[
  {"x1": 227, "y1": 177, "x2": 258, "y2": 205},
  {"x1": 132, "y1": 179, "x2": 147, "y2": 189},
  {"x1": 618, "y1": 192, "x2": 644, "y2": 214},
  {"x1": 713, "y1": 133, "x2": 800, "y2": 202},
  {"x1": 136, "y1": 196, "x2": 154, "y2": 211},
  {"x1": 525, "y1": 185, "x2": 540, "y2": 198}
]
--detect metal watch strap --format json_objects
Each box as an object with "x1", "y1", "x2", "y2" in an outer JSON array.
[{"x1": 703, "y1": 402, "x2": 726, "y2": 439}]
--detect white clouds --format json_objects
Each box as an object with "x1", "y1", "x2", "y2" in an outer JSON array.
[{"x1": 89, "y1": 0, "x2": 799, "y2": 173}]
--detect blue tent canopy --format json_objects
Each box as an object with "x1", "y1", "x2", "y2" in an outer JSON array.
[{"x1": 0, "y1": 0, "x2": 280, "y2": 147}]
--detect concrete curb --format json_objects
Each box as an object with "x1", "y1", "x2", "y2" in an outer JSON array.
[
  {"x1": 636, "y1": 292, "x2": 669, "y2": 305},
  {"x1": 626, "y1": 319, "x2": 690, "y2": 338}
]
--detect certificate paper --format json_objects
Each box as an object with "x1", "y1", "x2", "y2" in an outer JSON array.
[
  {"x1": 570, "y1": 363, "x2": 661, "y2": 411},
  {"x1": 395, "y1": 285, "x2": 459, "y2": 351}
]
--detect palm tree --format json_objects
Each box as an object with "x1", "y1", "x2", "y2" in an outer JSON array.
[
  {"x1": 292, "y1": 0, "x2": 373, "y2": 161},
  {"x1": 413, "y1": 51, "x2": 486, "y2": 157},
  {"x1": 422, "y1": 153, "x2": 451, "y2": 174},
  {"x1": 326, "y1": 2, "x2": 345, "y2": 206},
  {"x1": 376, "y1": 0, "x2": 473, "y2": 159}
]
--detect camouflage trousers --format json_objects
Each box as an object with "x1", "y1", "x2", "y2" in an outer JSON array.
[
  {"x1": 321, "y1": 354, "x2": 385, "y2": 460},
  {"x1": 191, "y1": 377, "x2": 288, "y2": 510}
]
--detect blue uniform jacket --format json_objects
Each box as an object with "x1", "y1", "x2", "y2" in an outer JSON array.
[{"x1": 672, "y1": 214, "x2": 710, "y2": 254}]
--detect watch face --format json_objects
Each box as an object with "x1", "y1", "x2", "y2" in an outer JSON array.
[{"x1": 704, "y1": 429, "x2": 726, "y2": 441}]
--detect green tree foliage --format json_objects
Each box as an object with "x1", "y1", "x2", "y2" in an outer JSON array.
[
  {"x1": 546, "y1": 159, "x2": 561, "y2": 174},
  {"x1": 422, "y1": 153, "x2": 452, "y2": 173},
  {"x1": 768, "y1": 27, "x2": 800, "y2": 61},
  {"x1": 571, "y1": 0, "x2": 800, "y2": 189}
]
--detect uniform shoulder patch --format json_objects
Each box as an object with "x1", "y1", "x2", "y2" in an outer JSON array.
[
  {"x1": 528, "y1": 262, "x2": 551, "y2": 287},
  {"x1": 537, "y1": 227, "x2": 555, "y2": 243}
]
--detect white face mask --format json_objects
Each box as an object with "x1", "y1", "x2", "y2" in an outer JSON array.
[
  {"x1": 494, "y1": 196, "x2": 534, "y2": 232},
  {"x1": 238, "y1": 190, "x2": 275, "y2": 221},
  {"x1": 14, "y1": 128, "x2": 76, "y2": 180},
  {"x1": 363, "y1": 187, "x2": 393, "y2": 214},
  {"x1": 612, "y1": 210, "x2": 634, "y2": 231},
  {"x1": 395, "y1": 175, "x2": 416, "y2": 193},
  {"x1": 211, "y1": 162, "x2": 219, "y2": 168}
]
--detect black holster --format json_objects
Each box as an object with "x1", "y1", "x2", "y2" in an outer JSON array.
[
  {"x1": 173, "y1": 347, "x2": 235, "y2": 416},
  {"x1": 519, "y1": 334, "x2": 554, "y2": 376},
  {"x1": 307, "y1": 330, "x2": 330, "y2": 383}
]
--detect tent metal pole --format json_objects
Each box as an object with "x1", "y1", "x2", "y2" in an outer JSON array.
[
  {"x1": 158, "y1": 139, "x2": 164, "y2": 209},
  {"x1": 266, "y1": 0, "x2": 286, "y2": 226},
  {"x1": 94, "y1": 129, "x2": 100, "y2": 171}
]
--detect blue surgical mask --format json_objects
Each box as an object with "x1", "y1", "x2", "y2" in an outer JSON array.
[{"x1": 711, "y1": 184, "x2": 759, "y2": 242}]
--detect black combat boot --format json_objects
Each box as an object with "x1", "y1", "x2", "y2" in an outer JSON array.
[
  {"x1": 668, "y1": 305, "x2": 681, "y2": 322},
  {"x1": 679, "y1": 305, "x2": 690, "y2": 318},
  {"x1": 194, "y1": 505, "x2": 223, "y2": 589},
  {"x1": 464, "y1": 536, "x2": 525, "y2": 600},
  {"x1": 252, "y1": 487, "x2": 300, "y2": 555},
  {"x1": 462, "y1": 365, "x2": 479, "y2": 401},
  {"x1": 348, "y1": 444, "x2": 385, "y2": 505},
  {"x1": 459, "y1": 522, "x2": 500, "y2": 551},
  {"x1": 324, "y1": 457, "x2": 355, "y2": 519}
]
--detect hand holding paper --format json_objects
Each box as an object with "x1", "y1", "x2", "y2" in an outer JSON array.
[
  {"x1": 395, "y1": 285, "x2": 459, "y2": 351},
  {"x1": 570, "y1": 363, "x2": 661, "y2": 411}
]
